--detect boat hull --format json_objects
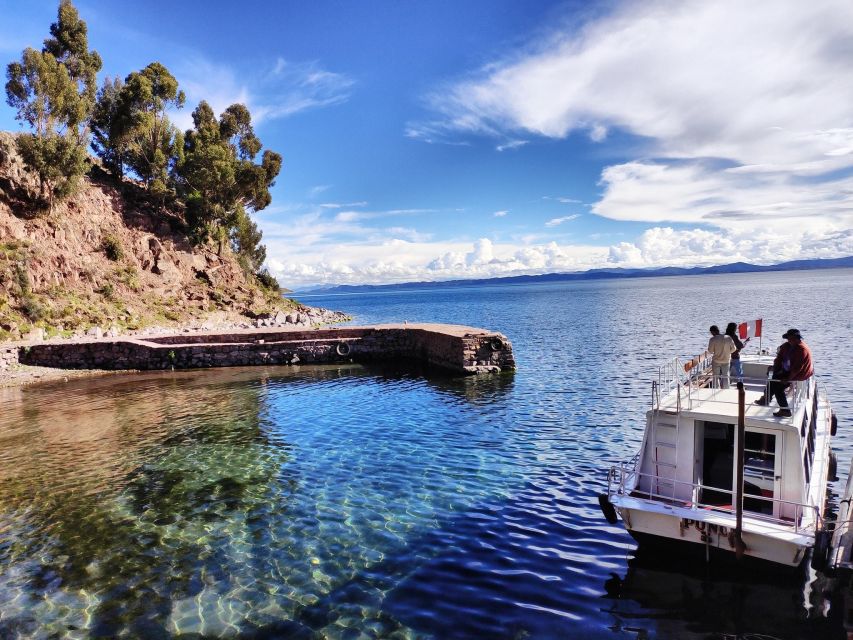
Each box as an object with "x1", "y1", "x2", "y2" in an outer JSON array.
[{"x1": 618, "y1": 506, "x2": 809, "y2": 568}]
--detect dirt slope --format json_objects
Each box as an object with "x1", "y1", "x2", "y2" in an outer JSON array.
[{"x1": 0, "y1": 131, "x2": 322, "y2": 341}]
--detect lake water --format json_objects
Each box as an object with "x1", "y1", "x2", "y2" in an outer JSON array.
[{"x1": 1, "y1": 269, "x2": 852, "y2": 639}]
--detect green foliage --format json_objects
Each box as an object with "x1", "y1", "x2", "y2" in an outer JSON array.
[
  {"x1": 14, "y1": 265, "x2": 45, "y2": 321},
  {"x1": 90, "y1": 76, "x2": 126, "y2": 176},
  {"x1": 17, "y1": 130, "x2": 87, "y2": 205},
  {"x1": 13, "y1": 262, "x2": 31, "y2": 296},
  {"x1": 256, "y1": 269, "x2": 280, "y2": 293},
  {"x1": 230, "y1": 205, "x2": 266, "y2": 272},
  {"x1": 21, "y1": 295, "x2": 46, "y2": 321},
  {"x1": 121, "y1": 62, "x2": 185, "y2": 192},
  {"x1": 91, "y1": 63, "x2": 185, "y2": 195},
  {"x1": 178, "y1": 101, "x2": 282, "y2": 234},
  {"x1": 42, "y1": 0, "x2": 102, "y2": 135},
  {"x1": 4, "y1": 1, "x2": 100, "y2": 206},
  {"x1": 6, "y1": 1, "x2": 282, "y2": 284},
  {"x1": 97, "y1": 282, "x2": 115, "y2": 300},
  {"x1": 115, "y1": 264, "x2": 140, "y2": 291},
  {"x1": 101, "y1": 233, "x2": 123, "y2": 261}
]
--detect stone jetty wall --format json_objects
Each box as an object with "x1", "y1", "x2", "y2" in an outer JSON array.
[
  {"x1": 14, "y1": 324, "x2": 515, "y2": 375},
  {"x1": 0, "y1": 344, "x2": 18, "y2": 371}
]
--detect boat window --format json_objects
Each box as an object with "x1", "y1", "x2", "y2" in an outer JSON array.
[{"x1": 743, "y1": 432, "x2": 776, "y2": 515}]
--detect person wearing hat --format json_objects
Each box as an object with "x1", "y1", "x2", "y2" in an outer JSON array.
[{"x1": 754, "y1": 328, "x2": 814, "y2": 417}]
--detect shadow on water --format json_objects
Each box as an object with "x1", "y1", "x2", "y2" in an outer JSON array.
[{"x1": 601, "y1": 557, "x2": 843, "y2": 640}]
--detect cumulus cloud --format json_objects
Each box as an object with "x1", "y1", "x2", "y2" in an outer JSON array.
[
  {"x1": 606, "y1": 226, "x2": 853, "y2": 267},
  {"x1": 410, "y1": 0, "x2": 853, "y2": 247},
  {"x1": 264, "y1": 228, "x2": 610, "y2": 288}
]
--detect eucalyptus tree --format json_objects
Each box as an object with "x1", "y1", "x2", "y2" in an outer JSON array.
[
  {"x1": 42, "y1": 0, "x2": 102, "y2": 141},
  {"x1": 178, "y1": 101, "x2": 281, "y2": 269},
  {"x1": 120, "y1": 62, "x2": 185, "y2": 196},
  {"x1": 4, "y1": 0, "x2": 101, "y2": 207},
  {"x1": 90, "y1": 76, "x2": 128, "y2": 177}
]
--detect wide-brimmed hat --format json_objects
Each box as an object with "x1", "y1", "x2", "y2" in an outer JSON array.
[{"x1": 783, "y1": 328, "x2": 802, "y2": 339}]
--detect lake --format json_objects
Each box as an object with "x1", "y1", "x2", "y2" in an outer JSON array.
[{"x1": 1, "y1": 268, "x2": 851, "y2": 639}]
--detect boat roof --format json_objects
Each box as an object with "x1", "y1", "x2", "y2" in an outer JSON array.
[{"x1": 655, "y1": 385, "x2": 804, "y2": 432}]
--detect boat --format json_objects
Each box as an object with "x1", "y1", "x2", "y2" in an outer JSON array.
[{"x1": 599, "y1": 320, "x2": 837, "y2": 569}]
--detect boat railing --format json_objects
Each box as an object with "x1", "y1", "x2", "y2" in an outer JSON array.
[
  {"x1": 607, "y1": 462, "x2": 822, "y2": 536},
  {"x1": 652, "y1": 355, "x2": 814, "y2": 416}
]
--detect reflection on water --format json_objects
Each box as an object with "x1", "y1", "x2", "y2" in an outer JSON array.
[
  {"x1": 0, "y1": 365, "x2": 522, "y2": 638},
  {"x1": 603, "y1": 556, "x2": 841, "y2": 640},
  {"x1": 2, "y1": 269, "x2": 852, "y2": 639}
]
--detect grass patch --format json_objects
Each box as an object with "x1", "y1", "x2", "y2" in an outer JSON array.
[
  {"x1": 97, "y1": 282, "x2": 116, "y2": 301},
  {"x1": 115, "y1": 265, "x2": 140, "y2": 291}
]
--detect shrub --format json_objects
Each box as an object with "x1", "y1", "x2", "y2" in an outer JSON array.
[
  {"x1": 14, "y1": 263, "x2": 30, "y2": 296},
  {"x1": 256, "y1": 269, "x2": 280, "y2": 293},
  {"x1": 115, "y1": 265, "x2": 139, "y2": 290},
  {"x1": 97, "y1": 282, "x2": 115, "y2": 300},
  {"x1": 102, "y1": 234, "x2": 124, "y2": 261},
  {"x1": 21, "y1": 295, "x2": 45, "y2": 321}
]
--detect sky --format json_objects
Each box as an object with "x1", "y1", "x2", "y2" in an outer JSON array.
[{"x1": 1, "y1": 0, "x2": 852, "y2": 289}]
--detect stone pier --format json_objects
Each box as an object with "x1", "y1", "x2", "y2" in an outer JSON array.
[{"x1": 12, "y1": 324, "x2": 515, "y2": 375}]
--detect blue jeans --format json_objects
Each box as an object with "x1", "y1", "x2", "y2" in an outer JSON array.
[{"x1": 730, "y1": 359, "x2": 744, "y2": 382}]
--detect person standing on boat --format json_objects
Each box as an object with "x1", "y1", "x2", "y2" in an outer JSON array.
[
  {"x1": 754, "y1": 329, "x2": 813, "y2": 417},
  {"x1": 725, "y1": 322, "x2": 749, "y2": 382},
  {"x1": 708, "y1": 325, "x2": 736, "y2": 389}
]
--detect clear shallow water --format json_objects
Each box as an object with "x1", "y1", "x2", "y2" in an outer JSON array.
[{"x1": 1, "y1": 269, "x2": 852, "y2": 639}]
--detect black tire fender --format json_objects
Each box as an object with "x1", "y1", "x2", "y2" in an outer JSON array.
[
  {"x1": 811, "y1": 529, "x2": 831, "y2": 572},
  {"x1": 599, "y1": 494, "x2": 618, "y2": 525}
]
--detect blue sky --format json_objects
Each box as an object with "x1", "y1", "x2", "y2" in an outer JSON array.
[{"x1": 2, "y1": 0, "x2": 852, "y2": 288}]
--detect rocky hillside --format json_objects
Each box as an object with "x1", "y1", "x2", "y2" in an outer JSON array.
[{"x1": 0, "y1": 132, "x2": 340, "y2": 342}]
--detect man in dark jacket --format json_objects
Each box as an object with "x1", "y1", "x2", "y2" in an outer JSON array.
[{"x1": 754, "y1": 328, "x2": 813, "y2": 417}]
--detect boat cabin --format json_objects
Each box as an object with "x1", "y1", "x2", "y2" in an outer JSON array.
[{"x1": 633, "y1": 354, "x2": 824, "y2": 525}]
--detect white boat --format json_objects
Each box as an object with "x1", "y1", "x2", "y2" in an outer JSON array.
[{"x1": 600, "y1": 327, "x2": 836, "y2": 569}]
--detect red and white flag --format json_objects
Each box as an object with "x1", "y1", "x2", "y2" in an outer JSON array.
[{"x1": 738, "y1": 319, "x2": 762, "y2": 339}]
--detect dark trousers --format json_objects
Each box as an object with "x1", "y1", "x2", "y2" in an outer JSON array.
[{"x1": 767, "y1": 379, "x2": 789, "y2": 408}]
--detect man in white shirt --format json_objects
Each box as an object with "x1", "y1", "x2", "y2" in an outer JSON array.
[{"x1": 707, "y1": 325, "x2": 736, "y2": 389}]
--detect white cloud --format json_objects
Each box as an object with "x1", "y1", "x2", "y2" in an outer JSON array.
[
  {"x1": 320, "y1": 201, "x2": 368, "y2": 209},
  {"x1": 171, "y1": 56, "x2": 354, "y2": 131},
  {"x1": 266, "y1": 237, "x2": 608, "y2": 289},
  {"x1": 493, "y1": 210, "x2": 509, "y2": 217},
  {"x1": 543, "y1": 196, "x2": 583, "y2": 204},
  {"x1": 411, "y1": 0, "x2": 853, "y2": 245},
  {"x1": 496, "y1": 139, "x2": 528, "y2": 152},
  {"x1": 606, "y1": 226, "x2": 853, "y2": 267},
  {"x1": 545, "y1": 214, "x2": 581, "y2": 227},
  {"x1": 253, "y1": 58, "x2": 355, "y2": 122},
  {"x1": 308, "y1": 185, "x2": 332, "y2": 198}
]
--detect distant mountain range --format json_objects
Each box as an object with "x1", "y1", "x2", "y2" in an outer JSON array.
[{"x1": 295, "y1": 256, "x2": 853, "y2": 294}]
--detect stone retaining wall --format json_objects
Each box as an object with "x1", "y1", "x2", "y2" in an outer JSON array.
[
  {"x1": 16, "y1": 324, "x2": 515, "y2": 375},
  {"x1": 0, "y1": 344, "x2": 19, "y2": 371}
]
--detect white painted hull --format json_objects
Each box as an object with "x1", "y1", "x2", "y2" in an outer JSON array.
[{"x1": 616, "y1": 504, "x2": 809, "y2": 567}]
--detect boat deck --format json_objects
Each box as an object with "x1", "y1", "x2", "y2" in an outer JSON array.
[
  {"x1": 612, "y1": 494, "x2": 814, "y2": 545},
  {"x1": 657, "y1": 382, "x2": 804, "y2": 430}
]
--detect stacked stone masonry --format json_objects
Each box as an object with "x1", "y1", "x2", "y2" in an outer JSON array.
[
  {"x1": 0, "y1": 345, "x2": 18, "y2": 371},
  {"x1": 15, "y1": 324, "x2": 515, "y2": 376}
]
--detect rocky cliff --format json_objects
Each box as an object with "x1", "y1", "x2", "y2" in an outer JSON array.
[{"x1": 0, "y1": 132, "x2": 340, "y2": 341}]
